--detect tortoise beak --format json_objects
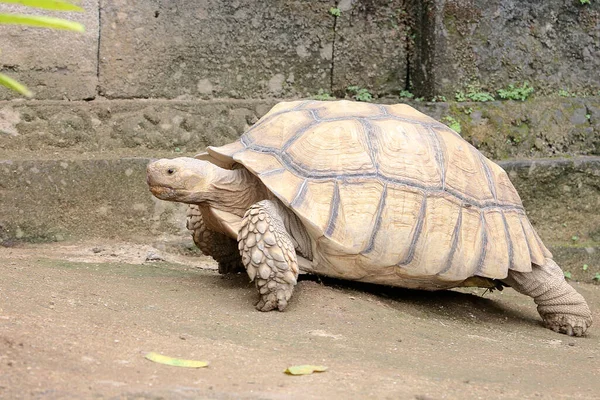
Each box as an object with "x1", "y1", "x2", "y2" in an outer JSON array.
[{"x1": 149, "y1": 185, "x2": 176, "y2": 200}]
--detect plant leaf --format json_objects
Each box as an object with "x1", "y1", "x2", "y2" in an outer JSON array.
[
  {"x1": 0, "y1": 73, "x2": 32, "y2": 97},
  {"x1": 0, "y1": 0, "x2": 83, "y2": 12},
  {"x1": 284, "y1": 365, "x2": 328, "y2": 375},
  {"x1": 144, "y1": 352, "x2": 209, "y2": 368},
  {"x1": 0, "y1": 13, "x2": 84, "y2": 31}
]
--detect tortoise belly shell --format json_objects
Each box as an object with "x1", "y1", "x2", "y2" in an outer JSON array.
[{"x1": 209, "y1": 100, "x2": 551, "y2": 287}]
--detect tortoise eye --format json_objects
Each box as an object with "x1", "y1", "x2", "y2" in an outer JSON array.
[{"x1": 167, "y1": 168, "x2": 175, "y2": 175}]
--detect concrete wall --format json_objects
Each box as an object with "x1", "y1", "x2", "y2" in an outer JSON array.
[
  {"x1": 1, "y1": 0, "x2": 599, "y2": 99},
  {"x1": 0, "y1": 0, "x2": 98, "y2": 100},
  {"x1": 411, "y1": 0, "x2": 600, "y2": 97}
]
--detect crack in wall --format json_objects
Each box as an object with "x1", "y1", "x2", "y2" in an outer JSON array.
[
  {"x1": 329, "y1": 1, "x2": 340, "y2": 94},
  {"x1": 404, "y1": 0, "x2": 412, "y2": 91},
  {"x1": 95, "y1": 0, "x2": 102, "y2": 99}
]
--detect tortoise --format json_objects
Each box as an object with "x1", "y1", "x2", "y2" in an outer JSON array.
[{"x1": 146, "y1": 100, "x2": 592, "y2": 336}]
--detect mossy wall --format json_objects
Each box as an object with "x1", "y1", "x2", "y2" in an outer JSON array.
[{"x1": 1, "y1": 1, "x2": 598, "y2": 100}]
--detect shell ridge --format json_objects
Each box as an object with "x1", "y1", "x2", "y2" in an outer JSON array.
[
  {"x1": 258, "y1": 168, "x2": 286, "y2": 177},
  {"x1": 324, "y1": 181, "x2": 341, "y2": 238},
  {"x1": 361, "y1": 183, "x2": 388, "y2": 255},
  {"x1": 241, "y1": 101, "x2": 315, "y2": 149},
  {"x1": 241, "y1": 107, "x2": 298, "y2": 142},
  {"x1": 476, "y1": 150, "x2": 498, "y2": 201},
  {"x1": 426, "y1": 126, "x2": 447, "y2": 191},
  {"x1": 358, "y1": 118, "x2": 379, "y2": 175},
  {"x1": 291, "y1": 179, "x2": 309, "y2": 208},
  {"x1": 294, "y1": 100, "x2": 314, "y2": 110},
  {"x1": 281, "y1": 119, "x2": 320, "y2": 152},
  {"x1": 500, "y1": 211, "x2": 515, "y2": 270},
  {"x1": 518, "y1": 214, "x2": 533, "y2": 257},
  {"x1": 398, "y1": 193, "x2": 427, "y2": 266},
  {"x1": 244, "y1": 144, "x2": 524, "y2": 211},
  {"x1": 519, "y1": 215, "x2": 545, "y2": 265},
  {"x1": 474, "y1": 212, "x2": 489, "y2": 275},
  {"x1": 437, "y1": 205, "x2": 463, "y2": 276},
  {"x1": 240, "y1": 134, "x2": 252, "y2": 148}
]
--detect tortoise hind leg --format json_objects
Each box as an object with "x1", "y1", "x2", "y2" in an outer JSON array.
[
  {"x1": 238, "y1": 200, "x2": 299, "y2": 312},
  {"x1": 187, "y1": 205, "x2": 243, "y2": 274},
  {"x1": 502, "y1": 258, "x2": 592, "y2": 336}
]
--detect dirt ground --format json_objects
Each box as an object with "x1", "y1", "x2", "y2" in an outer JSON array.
[{"x1": 1, "y1": 241, "x2": 599, "y2": 400}]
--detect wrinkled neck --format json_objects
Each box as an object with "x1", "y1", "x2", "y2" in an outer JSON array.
[{"x1": 204, "y1": 167, "x2": 269, "y2": 217}]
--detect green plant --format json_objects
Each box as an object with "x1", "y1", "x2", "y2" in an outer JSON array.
[
  {"x1": 399, "y1": 90, "x2": 414, "y2": 99},
  {"x1": 463, "y1": 107, "x2": 473, "y2": 115},
  {"x1": 347, "y1": 85, "x2": 373, "y2": 102},
  {"x1": 455, "y1": 91, "x2": 467, "y2": 102},
  {"x1": 558, "y1": 89, "x2": 574, "y2": 97},
  {"x1": 572, "y1": 235, "x2": 579, "y2": 242},
  {"x1": 329, "y1": 7, "x2": 341, "y2": 17},
  {"x1": 580, "y1": 0, "x2": 590, "y2": 5},
  {"x1": 0, "y1": 0, "x2": 84, "y2": 97},
  {"x1": 564, "y1": 271, "x2": 572, "y2": 280},
  {"x1": 455, "y1": 85, "x2": 495, "y2": 102},
  {"x1": 468, "y1": 91, "x2": 495, "y2": 102},
  {"x1": 586, "y1": 113, "x2": 591, "y2": 120},
  {"x1": 442, "y1": 116, "x2": 461, "y2": 134},
  {"x1": 594, "y1": 273, "x2": 600, "y2": 281},
  {"x1": 431, "y1": 95, "x2": 447, "y2": 102},
  {"x1": 311, "y1": 89, "x2": 335, "y2": 101},
  {"x1": 583, "y1": 264, "x2": 589, "y2": 271},
  {"x1": 497, "y1": 82, "x2": 534, "y2": 101}
]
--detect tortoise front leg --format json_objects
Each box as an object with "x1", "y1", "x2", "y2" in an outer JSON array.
[
  {"x1": 238, "y1": 200, "x2": 299, "y2": 311},
  {"x1": 502, "y1": 258, "x2": 592, "y2": 336},
  {"x1": 187, "y1": 205, "x2": 243, "y2": 274}
]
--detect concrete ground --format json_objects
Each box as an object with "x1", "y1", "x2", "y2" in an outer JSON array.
[{"x1": 1, "y1": 240, "x2": 599, "y2": 399}]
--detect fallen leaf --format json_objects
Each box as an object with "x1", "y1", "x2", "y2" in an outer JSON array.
[
  {"x1": 284, "y1": 365, "x2": 328, "y2": 375},
  {"x1": 144, "y1": 352, "x2": 208, "y2": 368}
]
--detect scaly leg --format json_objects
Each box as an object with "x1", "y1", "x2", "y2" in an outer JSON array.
[
  {"x1": 238, "y1": 200, "x2": 299, "y2": 311},
  {"x1": 187, "y1": 205, "x2": 243, "y2": 274},
  {"x1": 502, "y1": 258, "x2": 592, "y2": 336}
]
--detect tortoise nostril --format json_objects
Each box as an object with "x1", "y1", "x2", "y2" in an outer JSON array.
[{"x1": 167, "y1": 168, "x2": 175, "y2": 175}]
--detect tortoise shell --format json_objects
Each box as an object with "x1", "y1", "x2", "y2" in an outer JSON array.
[{"x1": 207, "y1": 100, "x2": 551, "y2": 288}]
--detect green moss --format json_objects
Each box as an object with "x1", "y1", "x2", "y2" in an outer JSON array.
[{"x1": 442, "y1": 116, "x2": 462, "y2": 134}]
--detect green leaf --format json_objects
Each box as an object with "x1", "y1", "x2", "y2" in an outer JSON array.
[
  {"x1": 564, "y1": 271, "x2": 572, "y2": 280},
  {"x1": 0, "y1": 73, "x2": 32, "y2": 97},
  {"x1": 0, "y1": 0, "x2": 83, "y2": 12},
  {"x1": 284, "y1": 365, "x2": 328, "y2": 375},
  {"x1": 583, "y1": 264, "x2": 589, "y2": 271},
  {"x1": 0, "y1": 13, "x2": 84, "y2": 31},
  {"x1": 144, "y1": 352, "x2": 209, "y2": 368}
]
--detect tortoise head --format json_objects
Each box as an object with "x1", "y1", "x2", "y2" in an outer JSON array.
[{"x1": 146, "y1": 157, "x2": 214, "y2": 203}]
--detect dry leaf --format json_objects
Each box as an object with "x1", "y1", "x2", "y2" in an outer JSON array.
[
  {"x1": 284, "y1": 365, "x2": 328, "y2": 375},
  {"x1": 144, "y1": 352, "x2": 209, "y2": 368}
]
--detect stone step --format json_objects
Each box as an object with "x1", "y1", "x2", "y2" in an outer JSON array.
[
  {"x1": 1, "y1": 155, "x2": 598, "y2": 277},
  {"x1": 1, "y1": 97, "x2": 599, "y2": 160}
]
